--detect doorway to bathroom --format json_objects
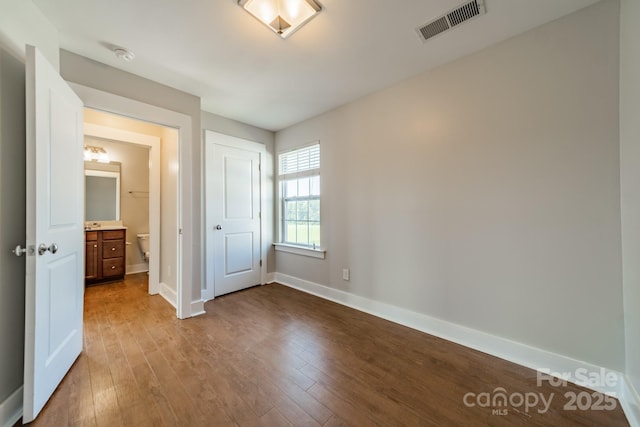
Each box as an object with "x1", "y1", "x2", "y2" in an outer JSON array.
[{"x1": 83, "y1": 109, "x2": 165, "y2": 295}]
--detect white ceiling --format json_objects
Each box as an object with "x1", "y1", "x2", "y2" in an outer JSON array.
[{"x1": 32, "y1": 0, "x2": 600, "y2": 131}]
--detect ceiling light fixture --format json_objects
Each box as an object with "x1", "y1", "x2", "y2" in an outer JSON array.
[
  {"x1": 238, "y1": 0, "x2": 322, "y2": 39},
  {"x1": 113, "y1": 47, "x2": 135, "y2": 62}
]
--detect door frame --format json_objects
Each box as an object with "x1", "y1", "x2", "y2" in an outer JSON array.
[
  {"x1": 204, "y1": 130, "x2": 267, "y2": 301},
  {"x1": 70, "y1": 83, "x2": 195, "y2": 319},
  {"x1": 84, "y1": 121, "x2": 161, "y2": 295}
]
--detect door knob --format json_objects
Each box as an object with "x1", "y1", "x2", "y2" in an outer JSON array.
[
  {"x1": 38, "y1": 243, "x2": 59, "y2": 256},
  {"x1": 215, "y1": 225, "x2": 222, "y2": 230}
]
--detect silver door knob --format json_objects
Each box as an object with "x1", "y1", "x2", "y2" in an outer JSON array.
[
  {"x1": 215, "y1": 225, "x2": 222, "y2": 230},
  {"x1": 38, "y1": 243, "x2": 58, "y2": 255}
]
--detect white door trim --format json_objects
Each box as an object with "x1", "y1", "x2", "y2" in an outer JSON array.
[
  {"x1": 69, "y1": 83, "x2": 194, "y2": 319},
  {"x1": 204, "y1": 130, "x2": 267, "y2": 301},
  {"x1": 83, "y1": 122, "x2": 161, "y2": 295}
]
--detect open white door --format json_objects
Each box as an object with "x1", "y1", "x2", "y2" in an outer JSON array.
[
  {"x1": 208, "y1": 142, "x2": 262, "y2": 297},
  {"x1": 22, "y1": 45, "x2": 84, "y2": 422}
]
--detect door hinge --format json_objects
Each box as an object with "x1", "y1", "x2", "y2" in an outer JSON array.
[
  {"x1": 260, "y1": 259, "x2": 262, "y2": 267},
  {"x1": 179, "y1": 228, "x2": 182, "y2": 235}
]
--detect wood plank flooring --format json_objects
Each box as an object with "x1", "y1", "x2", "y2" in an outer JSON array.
[{"x1": 23, "y1": 273, "x2": 629, "y2": 426}]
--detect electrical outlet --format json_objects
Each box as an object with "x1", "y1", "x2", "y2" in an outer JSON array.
[{"x1": 342, "y1": 268, "x2": 350, "y2": 281}]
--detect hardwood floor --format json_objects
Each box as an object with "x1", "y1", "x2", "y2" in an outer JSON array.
[{"x1": 23, "y1": 273, "x2": 629, "y2": 426}]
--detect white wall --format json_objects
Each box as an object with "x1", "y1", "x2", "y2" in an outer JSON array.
[
  {"x1": 275, "y1": 1, "x2": 624, "y2": 370},
  {"x1": 620, "y1": 0, "x2": 640, "y2": 400}
]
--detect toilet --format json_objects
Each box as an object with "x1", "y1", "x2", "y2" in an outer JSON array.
[{"x1": 137, "y1": 233, "x2": 150, "y2": 261}]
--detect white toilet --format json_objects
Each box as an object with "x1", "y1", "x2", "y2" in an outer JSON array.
[{"x1": 137, "y1": 233, "x2": 150, "y2": 261}]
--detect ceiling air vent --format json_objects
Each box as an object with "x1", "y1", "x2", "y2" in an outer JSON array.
[{"x1": 417, "y1": 0, "x2": 486, "y2": 42}]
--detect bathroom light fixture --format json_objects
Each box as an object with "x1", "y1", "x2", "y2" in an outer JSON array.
[
  {"x1": 238, "y1": 0, "x2": 322, "y2": 39},
  {"x1": 84, "y1": 145, "x2": 110, "y2": 163},
  {"x1": 113, "y1": 47, "x2": 135, "y2": 62}
]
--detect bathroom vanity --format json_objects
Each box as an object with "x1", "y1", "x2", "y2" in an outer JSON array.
[{"x1": 85, "y1": 228, "x2": 126, "y2": 285}]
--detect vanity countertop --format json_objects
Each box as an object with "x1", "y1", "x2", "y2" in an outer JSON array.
[
  {"x1": 84, "y1": 221, "x2": 127, "y2": 231},
  {"x1": 85, "y1": 225, "x2": 127, "y2": 231}
]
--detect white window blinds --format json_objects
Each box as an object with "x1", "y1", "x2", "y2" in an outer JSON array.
[{"x1": 279, "y1": 144, "x2": 320, "y2": 178}]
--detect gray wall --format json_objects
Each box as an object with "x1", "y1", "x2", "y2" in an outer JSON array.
[
  {"x1": 620, "y1": 0, "x2": 640, "y2": 397},
  {"x1": 201, "y1": 111, "x2": 276, "y2": 273},
  {"x1": 275, "y1": 1, "x2": 625, "y2": 370},
  {"x1": 0, "y1": 48, "x2": 25, "y2": 403}
]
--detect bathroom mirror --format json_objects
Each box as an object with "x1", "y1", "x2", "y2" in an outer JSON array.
[{"x1": 84, "y1": 161, "x2": 121, "y2": 221}]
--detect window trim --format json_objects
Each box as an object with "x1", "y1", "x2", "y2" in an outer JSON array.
[{"x1": 274, "y1": 243, "x2": 326, "y2": 259}]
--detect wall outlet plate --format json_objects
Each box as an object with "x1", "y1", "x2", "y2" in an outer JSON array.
[{"x1": 342, "y1": 268, "x2": 350, "y2": 281}]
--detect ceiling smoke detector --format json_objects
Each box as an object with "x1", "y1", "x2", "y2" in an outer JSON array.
[{"x1": 113, "y1": 47, "x2": 135, "y2": 62}]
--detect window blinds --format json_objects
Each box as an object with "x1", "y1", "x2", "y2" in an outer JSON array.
[{"x1": 279, "y1": 144, "x2": 320, "y2": 178}]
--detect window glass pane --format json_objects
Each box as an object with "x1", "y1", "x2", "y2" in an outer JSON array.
[
  {"x1": 310, "y1": 175, "x2": 320, "y2": 196},
  {"x1": 285, "y1": 180, "x2": 297, "y2": 198},
  {"x1": 309, "y1": 199, "x2": 320, "y2": 222},
  {"x1": 296, "y1": 222, "x2": 309, "y2": 245},
  {"x1": 285, "y1": 221, "x2": 296, "y2": 243},
  {"x1": 285, "y1": 201, "x2": 297, "y2": 220},
  {"x1": 298, "y1": 177, "x2": 310, "y2": 197},
  {"x1": 309, "y1": 222, "x2": 320, "y2": 246},
  {"x1": 297, "y1": 200, "x2": 309, "y2": 221}
]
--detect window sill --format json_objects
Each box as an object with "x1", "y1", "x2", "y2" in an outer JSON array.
[{"x1": 274, "y1": 243, "x2": 326, "y2": 259}]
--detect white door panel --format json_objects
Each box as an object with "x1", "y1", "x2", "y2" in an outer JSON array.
[
  {"x1": 207, "y1": 141, "x2": 261, "y2": 297},
  {"x1": 225, "y1": 157, "x2": 254, "y2": 219},
  {"x1": 23, "y1": 45, "x2": 84, "y2": 422},
  {"x1": 225, "y1": 232, "x2": 254, "y2": 274}
]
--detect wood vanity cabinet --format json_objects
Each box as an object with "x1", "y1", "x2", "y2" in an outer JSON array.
[
  {"x1": 85, "y1": 229, "x2": 126, "y2": 285},
  {"x1": 85, "y1": 231, "x2": 99, "y2": 280}
]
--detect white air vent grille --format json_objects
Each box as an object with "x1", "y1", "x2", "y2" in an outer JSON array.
[{"x1": 417, "y1": 0, "x2": 486, "y2": 42}]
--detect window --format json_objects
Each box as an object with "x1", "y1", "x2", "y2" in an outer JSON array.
[{"x1": 279, "y1": 143, "x2": 320, "y2": 248}]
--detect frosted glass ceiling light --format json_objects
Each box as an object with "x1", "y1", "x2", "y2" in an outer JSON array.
[{"x1": 238, "y1": 0, "x2": 322, "y2": 39}]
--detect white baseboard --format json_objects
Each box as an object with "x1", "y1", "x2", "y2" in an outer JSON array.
[
  {"x1": 272, "y1": 272, "x2": 637, "y2": 426},
  {"x1": 159, "y1": 282, "x2": 177, "y2": 309},
  {"x1": 266, "y1": 272, "x2": 275, "y2": 284},
  {"x1": 191, "y1": 299, "x2": 205, "y2": 317},
  {"x1": 126, "y1": 263, "x2": 149, "y2": 275},
  {"x1": 0, "y1": 386, "x2": 23, "y2": 427}
]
